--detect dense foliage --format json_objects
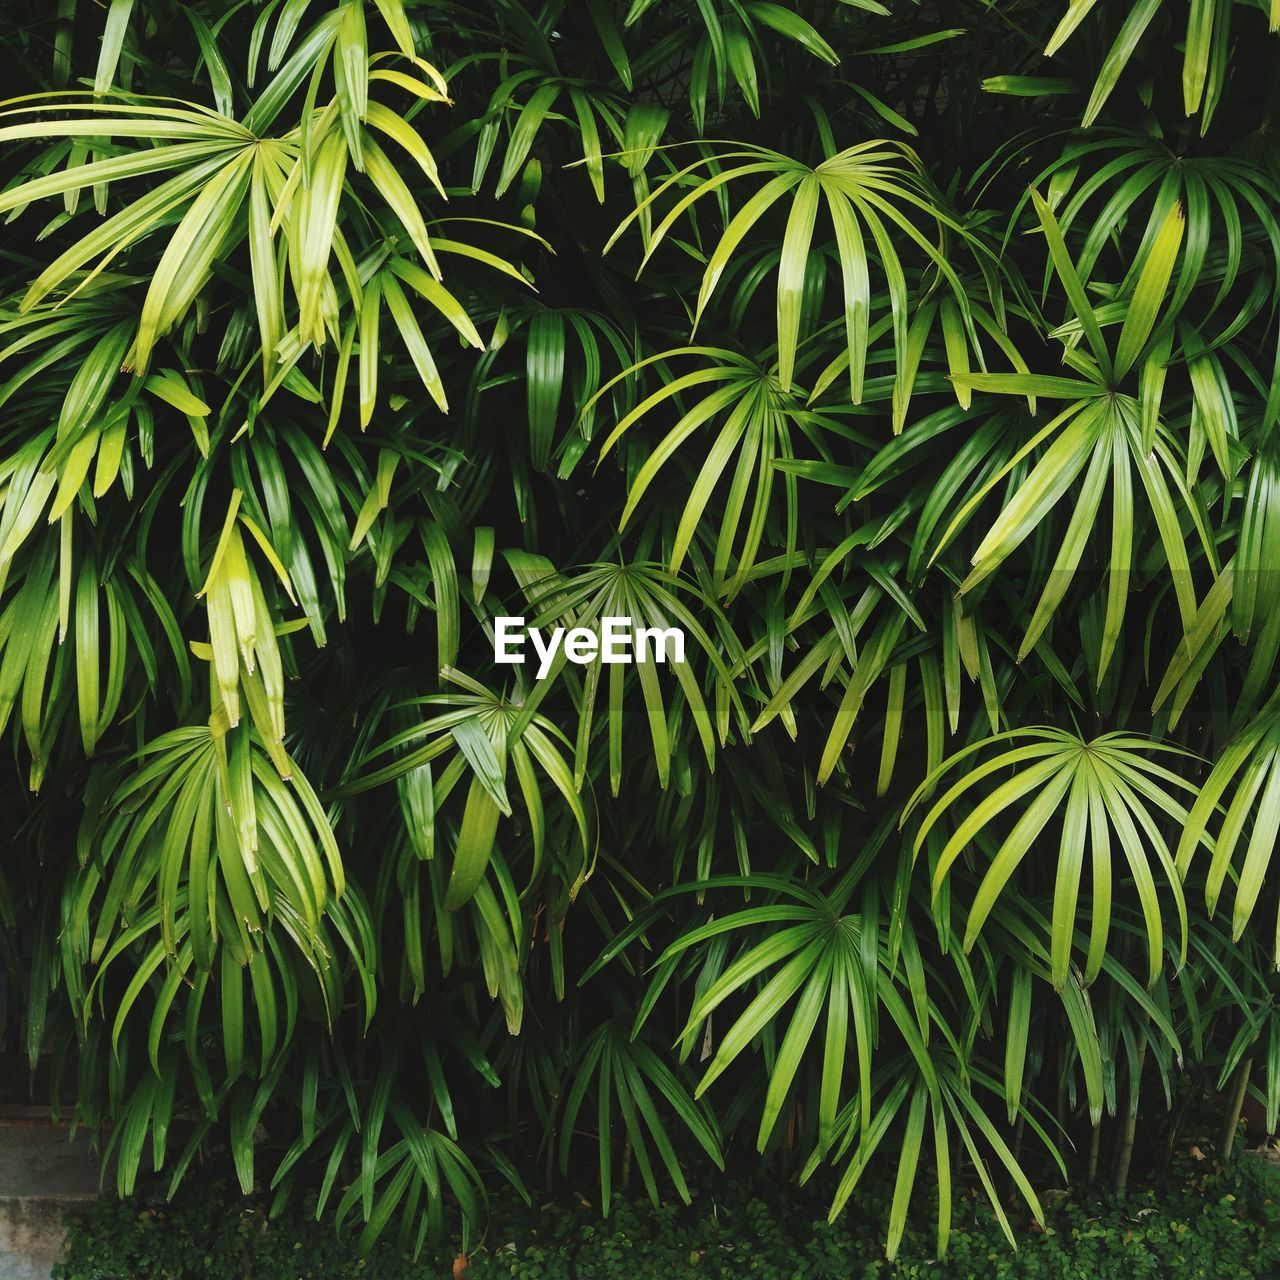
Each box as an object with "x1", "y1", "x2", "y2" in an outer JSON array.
[
  {"x1": 3, "y1": 0, "x2": 1280, "y2": 1262},
  {"x1": 54, "y1": 1153, "x2": 1280, "y2": 1280}
]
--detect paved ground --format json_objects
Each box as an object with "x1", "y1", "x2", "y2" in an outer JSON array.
[{"x1": 0, "y1": 1114, "x2": 100, "y2": 1280}]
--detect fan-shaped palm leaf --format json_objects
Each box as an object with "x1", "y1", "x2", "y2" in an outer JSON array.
[{"x1": 906, "y1": 727, "x2": 1198, "y2": 987}]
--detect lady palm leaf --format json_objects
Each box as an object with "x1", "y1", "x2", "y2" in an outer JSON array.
[
  {"x1": 465, "y1": 14, "x2": 634, "y2": 202},
  {"x1": 605, "y1": 138, "x2": 971, "y2": 400},
  {"x1": 337, "y1": 665, "x2": 591, "y2": 912},
  {"x1": 335, "y1": 1126, "x2": 488, "y2": 1254},
  {"x1": 0, "y1": 535, "x2": 187, "y2": 781},
  {"x1": 1177, "y1": 696, "x2": 1280, "y2": 955},
  {"x1": 593, "y1": 867, "x2": 924, "y2": 1160},
  {"x1": 1232, "y1": 448, "x2": 1280, "y2": 643},
  {"x1": 515, "y1": 305, "x2": 635, "y2": 472},
  {"x1": 745, "y1": 548, "x2": 950, "y2": 787},
  {"x1": 0, "y1": 307, "x2": 213, "y2": 593},
  {"x1": 233, "y1": 420, "x2": 355, "y2": 645},
  {"x1": 594, "y1": 346, "x2": 827, "y2": 584},
  {"x1": 283, "y1": 1023, "x2": 506, "y2": 1255},
  {"x1": 986, "y1": 895, "x2": 1183, "y2": 1127},
  {"x1": 1154, "y1": 447, "x2": 1280, "y2": 726},
  {"x1": 349, "y1": 254, "x2": 485, "y2": 417},
  {"x1": 592, "y1": 869, "x2": 1055, "y2": 1257},
  {"x1": 939, "y1": 379, "x2": 1209, "y2": 668},
  {"x1": 809, "y1": 1050, "x2": 1059, "y2": 1258},
  {"x1": 192, "y1": 489, "x2": 299, "y2": 757},
  {"x1": 1012, "y1": 129, "x2": 1280, "y2": 348},
  {"x1": 0, "y1": 40, "x2": 452, "y2": 369},
  {"x1": 69, "y1": 720, "x2": 349, "y2": 965},
  {"x1": 501, "y1": 554, "x2": 746, "y2": 792},
  {"x1": 906, "y1": 728, "x2": 1198, "y2": 988},
  {"x1": 939, "y1": 192, "x2": 1214, "y2": 678},
  {"x1": 63, "y1": 719, "x2": 375, "y2": 1098},
  {"x1": 809, "y1": 290, "x2": 1033, "y2": 434},
  {"x1": 621, "y1": 0, "x2": 839, "y2": 124},
  {"x1": 1043, "y1": 0, "x2": 1276, "y2": 127},
  {"x1": 558, "y1": 1019, "x2": 723, "y2": 1214},
  {"x1": 670, "y1": 885, "x2": 884, "y2": 1158}
]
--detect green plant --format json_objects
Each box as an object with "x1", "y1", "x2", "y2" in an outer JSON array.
[
  {"x1": 4, "y1": 0, "x2": 1280, "y2": 1266},
  {"x1": 53, "y1": 1151, "x2": 1280, "y2": 1279}
]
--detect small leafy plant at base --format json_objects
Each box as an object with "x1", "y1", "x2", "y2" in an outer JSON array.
[{"x1": 56, "y1": 1153, "x2": 1280, "y2": 1280}]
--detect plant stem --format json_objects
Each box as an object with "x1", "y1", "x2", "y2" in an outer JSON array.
[
  {"x1": 1219, "y1": 1057, "x2": 1253, "y2": 1162},
  {"x1": 1113, "y1": 1038, "x2": 1148, "y2": 1194}
]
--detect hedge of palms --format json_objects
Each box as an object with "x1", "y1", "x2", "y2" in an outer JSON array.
[{"x1": 1, "y1": 0, "x2": 1279, "y2": 1261}]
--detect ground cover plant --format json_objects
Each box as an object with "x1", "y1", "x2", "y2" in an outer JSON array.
[
  {"x1": 3, "y1": 0, "x2": 1280, "y2": 1264},
  {"x1": 53, "y1": 1152, "x2": 1280, "y2": 1279}
]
